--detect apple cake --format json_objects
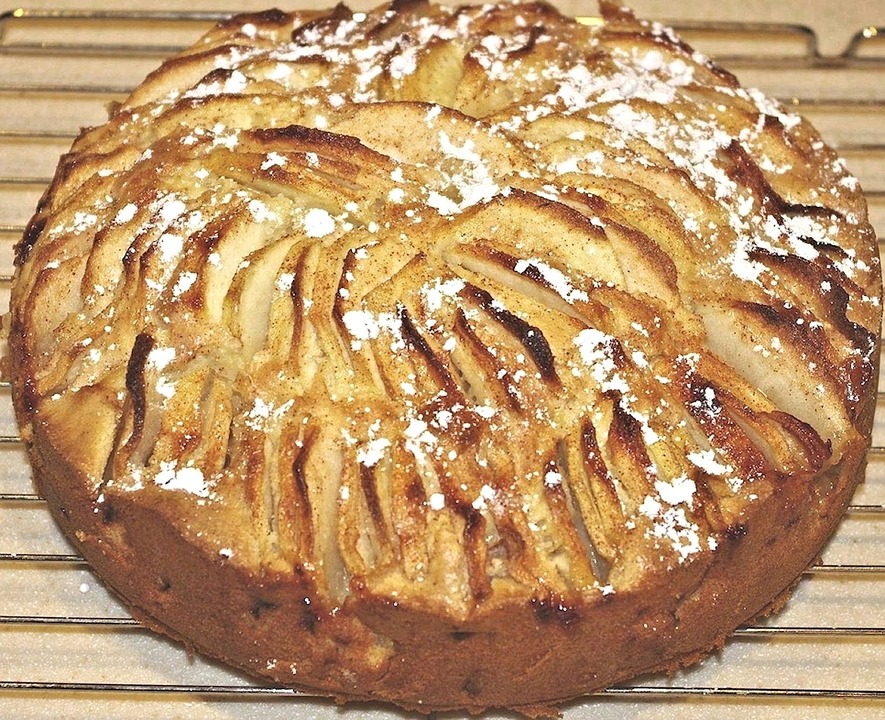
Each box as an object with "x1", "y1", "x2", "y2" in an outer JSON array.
[{"x1": 7, "y1": 0, "x2": 881, "y2": 714}]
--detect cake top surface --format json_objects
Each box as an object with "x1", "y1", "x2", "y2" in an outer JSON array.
[{"x1": 10, "y1": 0, "x2": 881, "y2": 621}]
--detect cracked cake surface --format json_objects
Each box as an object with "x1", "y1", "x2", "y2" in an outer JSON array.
[{"x1": 7, "y1": 0, "x2": 881, "y2": 713}]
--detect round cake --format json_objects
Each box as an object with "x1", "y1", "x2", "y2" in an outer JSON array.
[{"x1": 7, "y1": 0, "x2": 881, "y2": 714}]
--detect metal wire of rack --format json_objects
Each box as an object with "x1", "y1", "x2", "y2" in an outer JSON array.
[{"x1": 0, "y1": 8, "x2": 883, "y2": 719}]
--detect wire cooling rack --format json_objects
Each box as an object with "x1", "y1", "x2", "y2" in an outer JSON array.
[{"x1": 0, "y1": 8, "x2": 883, "y2": 720}]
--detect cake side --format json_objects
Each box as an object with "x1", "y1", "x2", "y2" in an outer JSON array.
[{"x1": 12, "y1": 385, "x2": 873, "y2": 711}]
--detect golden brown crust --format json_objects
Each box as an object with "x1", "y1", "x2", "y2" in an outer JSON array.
[{"x1": 8, "y1": 0, "x2": 881, "y2": 713}]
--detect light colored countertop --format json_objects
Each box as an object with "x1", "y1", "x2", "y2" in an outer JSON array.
[{"x1": 1, "y1": 2, "x2": 883, "y2": 719}]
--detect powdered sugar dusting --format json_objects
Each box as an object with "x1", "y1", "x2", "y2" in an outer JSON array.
[
  {"x1": 26, "y1": 0, "x2": 878, "y2": 633},
  {"x1": 303, "y1": 207, "x2": 336, "y2": 237},
  {"x1": 155, "y1": 462, "x2": 210, "y2": 497}
]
